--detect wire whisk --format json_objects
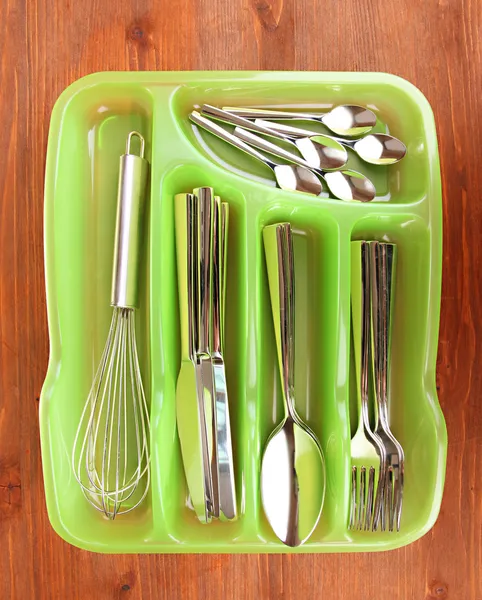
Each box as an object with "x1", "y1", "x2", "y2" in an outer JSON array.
[
  {"x1": 72, "y1": 132, "x2": 150, "y2": 519},
  {"x1": 72, "y1": 308, "x2": 150, "y2": 518}
]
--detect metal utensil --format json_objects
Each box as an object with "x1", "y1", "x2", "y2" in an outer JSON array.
[
  {"x1": 261, "y1": 223, "x2": 325, "y2": 547},
  {"x1": 256, "y1": 120, "x2": 406, "y2": 165},
  {"x1": 349, "y1": 241, "x2": 387, "y2": 531},
  {"x1": 222, "y1": 105, "x2": 377, "y2": 137},
  {"x1": 234, "y1": 127, "x2": 376, "y2": 202},
  {"x1": 194, "y1": 187, "x2": 219, "y2": 519},
  {"x1": 211, "y1": 196, "x2": 237, "y2": 521},
  {"x1": 189, "y1": 111, "x2": 322, "y2": 196},
  {"x1": 72, "y1": 131, "x2": 150, "y2": 519},
  {"x1": 369, "y1": 241, "x2": 404, "y2": 532},
  {"x1": 175, "y1": 192, "x2": 212, "y2": 523},
  {"x1": 200, "y1": 104, "x2": 348, "y2": 170}
]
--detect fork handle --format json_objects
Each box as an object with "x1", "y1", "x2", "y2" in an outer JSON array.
[
  {"x1": 351, "y1": 241, "x2": 372, "y2": 429},
  {"x1": 369, "y1": 242, "x2": 396, "y2": 424}
]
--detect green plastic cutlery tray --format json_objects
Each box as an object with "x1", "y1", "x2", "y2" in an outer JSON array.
[{"x1": 40, "y1": 71, "x2": 446, "y2": 553}]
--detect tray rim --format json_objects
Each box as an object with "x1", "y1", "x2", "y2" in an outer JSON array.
[{"x1": 40, "y1": 69, "x2": 446, "y2": 554}]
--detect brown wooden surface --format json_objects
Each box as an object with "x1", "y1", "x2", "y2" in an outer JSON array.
[{"x1": 0, "y1": 0, "x2": 481, "y2": 598}]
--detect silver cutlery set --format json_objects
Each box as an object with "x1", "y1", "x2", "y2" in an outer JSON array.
[
  {"x1": 350, "y1": 241, "x2": 404, "y2": 532},
  {"x1": 70, "y1": 105, "x2": 405, "y2": 546},
  {"x1": 190, "y1": 104, "x2": 406, "y2": 202},
  {"x1": 174, "y1": 187, "x2": 237, "y2": 523}
]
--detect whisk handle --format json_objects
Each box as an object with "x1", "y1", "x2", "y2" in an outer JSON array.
[{"x1": 111, "y1": 131, "x2": 149, "y2": 309}]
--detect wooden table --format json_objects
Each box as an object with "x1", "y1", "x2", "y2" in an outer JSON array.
[{"x1": 1, "y1": 0, "x2": 480, "y2": 598}]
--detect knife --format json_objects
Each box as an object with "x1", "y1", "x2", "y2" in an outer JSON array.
[
  {"x1": 174, "y1": 193, "x2": 212, "y2": 523},
  {"x1": 212, "y1": 197, "x2": 237, "y2": 521},
  {"x1": 194, "y1": 187, "x2": 219, "y2": 519}
]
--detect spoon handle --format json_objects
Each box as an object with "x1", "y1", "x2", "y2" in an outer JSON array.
[
  {"x1": 201, "y1": 105, "x2": 296, "y2": 143},
  {"x1": 233, "y1": 127, "x2": 313, "y2": 170},
  {"x1": 255, "y1": 119, "x2": 320, "y2": 139},
  {"x1": 189, "y1": 111, "x2": 276, "y2": 169},
  {"x1": 223, "y1": 106, "x2": 324, "y2": 121},
  {"x1": 255, "y1": 119, "x2": 355, "y2": 148},
  {"x1": 263, "y1": 222, "x2": 296, "y2": 419}
]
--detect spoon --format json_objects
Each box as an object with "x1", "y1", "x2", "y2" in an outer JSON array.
[
  {"x1": 189, "y1": 111, "x2": 322, "y2": 196},
  {"x1": 255, "y1": 119, "x2": 407, "y2": 166},
  {"x1": 200, "y1": 104, "x2": 348, "y2": 170},
  {"x1": 262, "y1": 222, "x2": 325, "y2": 546},
  {"x1": 222, "y1": 105, "x2": 377, "y2": 137},
  {"x1": 234, "y1": 127, "x2": 376, "y2": 202}
]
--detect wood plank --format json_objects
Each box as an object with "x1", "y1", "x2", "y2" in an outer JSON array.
[{"x1": 0, "y1": 0, "x2": 480, "y2": 597}]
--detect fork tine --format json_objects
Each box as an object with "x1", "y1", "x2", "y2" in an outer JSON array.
[
  {"x1": 349, "y1": 466, "x2": 357, "y2": 530},
  {"x1": 364, "y1": 466, "x2": 375, "y2": 530},
  {"x1": 397, "y1": 466, "x2": 404, "y2": 531},
  {"x1": 386, "y1": 467, "x2": 394, "y2": 532},
  {"x1": 372, "y1": 464, "x2": 384, "y2": 531},
  {"x1": 393, "y1": 478, "x2": 401, "y2": 532},
  {"x1": 358, "y1": 467, "x2": 366, "y2": 530}
]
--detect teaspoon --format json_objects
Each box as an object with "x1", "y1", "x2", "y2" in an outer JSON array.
[
  {"x1": 200, "y1": 104, "x2": 348, "y2": 170},
  {"x1": 223, "y1": 105, "x2": 377, "y2": 137},
  {"x1": 255, "y1": 120, "x2": 406, "y2": 166},
  {"x1": 234, "y1": 127, "x2": 376, "y2": 202},
  {"x1": 189, "y1": 111, "x2": 322, "y2": 196},
  {"x1": 262, "y1": 222, "x2": 325, "y2": 546}
]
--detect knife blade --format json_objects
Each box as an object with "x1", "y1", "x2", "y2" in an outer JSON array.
[{"x1": 174, "y1": 192, "x2": 211, "y2": 523}]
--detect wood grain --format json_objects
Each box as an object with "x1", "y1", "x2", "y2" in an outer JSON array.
[{"x1": 0, "y1": 0, "x2": 481, "y2": 598}]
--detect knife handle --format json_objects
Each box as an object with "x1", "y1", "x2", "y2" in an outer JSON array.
[
  {"x1": 211, "y1": 196, "x2": 222, "y2": 354},
  {"x1": 221, "y1": 202, "x2": 229, "y2": 351},
  {"x1": 194, "y1": 187, "x2": 214, "y2": 354},
  {"x1": 175, "y1": 193, "x2": 196, "y2": 361}
]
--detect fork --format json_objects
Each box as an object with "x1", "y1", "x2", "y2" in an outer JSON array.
[
  {"x1": 369, "y1": 241, "x2": 405, "y2": 532},
  {"x1": 349, "y1": 241, "x2": 387, "y2": 531}
]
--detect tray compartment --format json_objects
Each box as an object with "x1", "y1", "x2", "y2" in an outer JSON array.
[
  {"x1": 42, "y1": 85, "x2": 155, "y2": 549},
  {"x1": 149, "y1": 162, "x2": 251, "y2": 543},
  {"x1": 171, "y1": 80, "x2": 432, "y2": 205},
  {"x1": 255, "y1": 199, "x2": 350, "y2": 544},
  {"x1": 345, "y1": 213, "x2": 445, "y2": 546}
]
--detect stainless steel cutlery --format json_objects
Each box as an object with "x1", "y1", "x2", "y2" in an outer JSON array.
[
  {"x1": 74, "y1": 107, "x2": 405, "y2": 536},
  {"x1": 201, "y1": 104, "x2": 348, "y2": 170},
  {"x1": 253, "y1": 119, "x2": 406, "y2": 165},
  {"x1": 190, "y1": 104, "x2": 406, "y2": 202},
  {"x1": 261, "y1": 223, "x2": 325, "y2": 546},
  {"x1": 221, "y1": 105, "x2": 378, "y2": 137},
  {"x1": 350, "y1": 241, "x2": 404, "y2": 532},
  {"x1": 190, "y1": 111, "x2": 323, "y2": 195},
  {"x1": 175, "y1": 187, "x2": 237, "y2": 523},
  {"x1": 234, "y1": 127, "x2": 376, "y2": 202}
]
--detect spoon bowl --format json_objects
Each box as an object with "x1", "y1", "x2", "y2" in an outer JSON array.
[
  {"x1": 295, "y1": 135, "x2": 348, "y2": 170},
  {"x1": 321, "y1": 105, "x2": 376, "y2": 137},
  {"x1": 353, "y1": 134, "x2": 407, "y2": 165},
  {"x1": 324, "y1": 169, "x2": 376, "y2": 202},
  {"x1": 274, "y1": 164, "x2": 323, "y2": 195},
  {"x1": 261, "y1": 417, "x2": 325, "y2": 546}
]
